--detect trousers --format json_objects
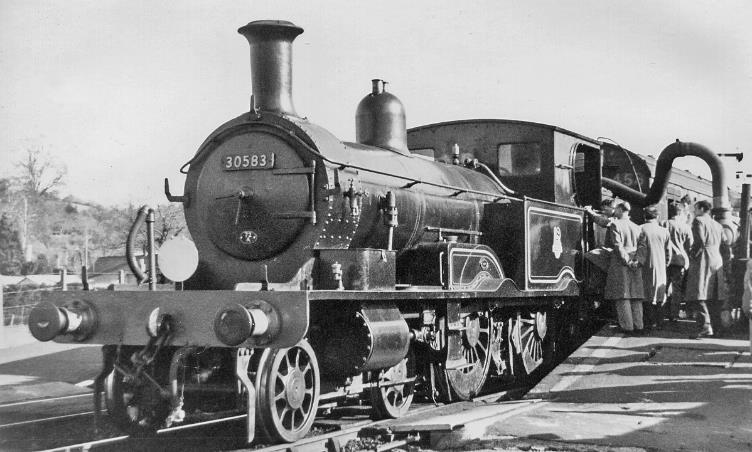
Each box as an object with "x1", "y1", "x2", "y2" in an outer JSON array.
[
  {"x1": 615, "y1": 299, "x2": 644, "y2": 332},
  {"x1": 687, "y1": 299, "x2": 722, "y2": 334},
  {"x1": 665, "y1": 265, "x2": 686, "y2": 320}
]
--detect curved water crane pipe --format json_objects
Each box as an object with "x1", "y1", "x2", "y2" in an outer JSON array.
[
  {"x1": 126, "y1": 205, "x2": 157, "y2": 289},
  {"x1": 602, "y1": 140, "x2": 731, "y2": 225}
]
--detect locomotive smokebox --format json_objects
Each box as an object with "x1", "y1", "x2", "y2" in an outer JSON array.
[
  {"x1": 238, "y1": 20, "x2": 303, "y2": 116},
  {"x1": 356, "y1": 79, "x2": 409, "y2": 154}
]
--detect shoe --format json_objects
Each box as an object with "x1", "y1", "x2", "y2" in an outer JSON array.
[
  {"x1": 689, "y1": 329, "x2": 714, "y2": 339},
  {"x1": 633, "y1": 329, "x2": 645, "y2": 336}
]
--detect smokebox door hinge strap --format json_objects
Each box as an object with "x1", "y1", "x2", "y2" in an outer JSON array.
[{"x1": 271, "y1": 161, "x2": 317, "y2": 224}]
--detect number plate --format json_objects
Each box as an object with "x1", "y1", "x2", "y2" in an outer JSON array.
[{"x1": 222, "y1": 152, "x2": 275, "y2": 171}]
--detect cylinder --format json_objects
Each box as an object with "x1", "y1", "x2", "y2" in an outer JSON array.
[
  {"x1": 318, "y1": 304, "x2": 410, "y2": 376},
  {"x1": 238, "y1": 20, "x2": 304, "y2": 116}
]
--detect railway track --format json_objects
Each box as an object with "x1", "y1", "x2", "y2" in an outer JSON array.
[
  {"x1": 2, "y1": 320, "x2": 599, "y2": 451},
  {"x1": 0, "y1": 381, "x2": 531, "y2": 452}
]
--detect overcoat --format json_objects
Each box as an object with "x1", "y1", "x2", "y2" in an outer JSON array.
[
  {"x1": 637, "y1": 220, "x2": 671, "y2": 304},
  {"x1": 685, "y1": 214, "x2": 727, "y2": 301},
  {"x1": 604, "y1": 217, "x2": 644, "y2": 300},
  {"x1": 665, "y1": 218, "x2": 692, "y2": 269}
]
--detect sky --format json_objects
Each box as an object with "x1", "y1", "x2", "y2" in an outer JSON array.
[{"x1": 1, "y1": 0, "x2": 751, "y2": 207}]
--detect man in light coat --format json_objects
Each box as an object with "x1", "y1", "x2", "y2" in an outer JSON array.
[
  {"x1": 637, "y1": 205, "x2": 671, "y2": 329},
  {"x1": 742, "y1": 259, "x2": 752, "y2": 354},
  {"x1": 664, "y1": 202, "x2": 692, "y2": 322},
  {"x1": 685, "y1": 200, "x2": 727, "y2": 338},
  {"x1": 604, "y1": 201, "x2": 645, "y2": 334}
]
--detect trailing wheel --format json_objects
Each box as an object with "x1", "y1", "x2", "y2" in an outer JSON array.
[
  {"x1": 256, "y1": 340, "x2": 320, "y2": 443},
  {"x1": 370, "y1": 353, "x2": 415, "y2": 419},
  {"x1": 445, "y1": 311, "x2": 492, "y2": 400}
]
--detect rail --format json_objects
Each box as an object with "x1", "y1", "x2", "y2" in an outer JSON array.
[{"x1": 24, "y1": 386, "x2": 528, "y2": 452}]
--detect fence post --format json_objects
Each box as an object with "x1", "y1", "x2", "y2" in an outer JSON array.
[
  {"x1": 81, "y1": 265, "x2": 89, "y2": 291},
  {"x1": 60, "y1": 268, "x2": 68, "y2": 291},
  {"x1": 0, "y1": 283, "x2": 4, "y2": 338},
  {"x1": 119, "y1": 270, "x2": 126, "y2": 285}
]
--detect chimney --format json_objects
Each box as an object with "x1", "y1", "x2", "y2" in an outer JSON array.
[{"x1": 238, "y1": 20, "x2": 304, "y2": 116}]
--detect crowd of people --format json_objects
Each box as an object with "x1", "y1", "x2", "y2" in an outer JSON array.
[{"x1": 585, "y1": 197, "x2": 742, "y2": 339}]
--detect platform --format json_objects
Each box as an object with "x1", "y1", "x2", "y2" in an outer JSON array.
[
  {"x1": 431, "y1": 322, "x2": 752, "y2": 451},
  {"x1": 0, "y1": 330, "x2": 98, "y2": 405}
]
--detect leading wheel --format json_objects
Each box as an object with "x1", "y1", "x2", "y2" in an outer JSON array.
[
  {"x1": 370, "y1": 352, "x2": 415, "y2": 419},
  {"x1": 445, "y1": 311, "x2": 492, "y2": 400},
  {"x1": 104, "y1": 366, "x2": 170, "y2": 435},
  {"x1": 256, "y1": 340, "x2": 320, "y2": 443}
]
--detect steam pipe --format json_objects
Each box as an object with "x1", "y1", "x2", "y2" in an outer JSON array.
[
  {"x1": 146, "y1": 209, "x2": 157, "y2": 291},
  {"x1": 126, "y1": 206, "x2": 149, "y2": 284},
  {"x1": 602, "y1": 140, "x2": 731, "y2": 225},
  {"x1": 238, "y1": 20, "x2": 303, "y2": 116}
]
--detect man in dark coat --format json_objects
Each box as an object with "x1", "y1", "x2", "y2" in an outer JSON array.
[
  {"x1": 590, "y1": 198, "x2": 615, "y2": 247},
  {"x1": 685, "y1": 200, "x2": 727, "y2": 338},
  {"x1": 637, "y1": 205, "x2": 671, "y2": 328},
  {"x1": 664, "y1": 202, "x2": 692, "y2": 322},
  {"x1": 604, "y1": 201, "x2": 645, "y2": 333}
]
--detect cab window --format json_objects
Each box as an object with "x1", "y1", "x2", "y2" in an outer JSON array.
[{"x1": 498, "y1": 142, "x2": 541, "y2": 176}]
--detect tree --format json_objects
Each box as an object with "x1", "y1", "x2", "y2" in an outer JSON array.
[
  {"x1": 154, "y1": 204, "x2": 188, "y2": 246},
  {"x1": 124, "y1": 204, "x2": 189, "y2": 254},
  {"x1": 0, "y1": 213, "x2": 23, "y2": 275},
  {"x1": 16, "y1": 147, "x2": 67, "y2": 197}
]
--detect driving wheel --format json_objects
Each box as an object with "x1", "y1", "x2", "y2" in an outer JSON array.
[
  {"x1": 510, "y1": 310, "x2": 548, "y2": 375},
  {"x1": 445, "y1": 311, "x2": 492, "y2": 400}
]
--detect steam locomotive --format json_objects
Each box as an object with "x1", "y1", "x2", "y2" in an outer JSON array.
[{"x1": 28, "y1": 20, "x2": 735, "y2": 444}]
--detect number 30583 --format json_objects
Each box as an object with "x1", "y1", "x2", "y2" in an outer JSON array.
[{"x1": 223, "y1": 153, "x2": 274, "y2": 171}]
